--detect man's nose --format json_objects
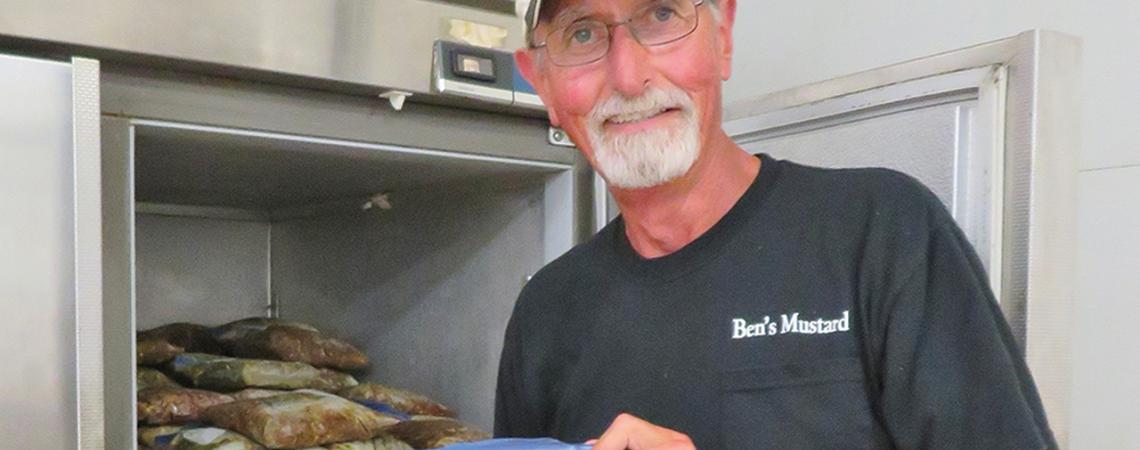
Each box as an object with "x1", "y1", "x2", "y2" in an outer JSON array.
[{"x1": 605, "y1": 26, "x2": 652, "y2": 98}]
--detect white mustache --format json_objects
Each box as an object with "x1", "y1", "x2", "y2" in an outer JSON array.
[{"x1": 589, "y1": 86, "x2": 694, "y2": 130}]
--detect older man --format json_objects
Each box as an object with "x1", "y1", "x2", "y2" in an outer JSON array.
[{"x1": 496, "y1": 0, "x2": 1056, "y2": 449}]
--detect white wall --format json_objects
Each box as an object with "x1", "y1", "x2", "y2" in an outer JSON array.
[{"x1": 722, "y1": 1, "x2": 1140, "y2": 448}]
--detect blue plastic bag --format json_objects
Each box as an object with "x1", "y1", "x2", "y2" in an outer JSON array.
[
  {"x1": 355, "y1": 399, "x2": 413, "y2": 421},
  {"x1": 440, "y1": 438, "x2": 592, "y2": 450}
]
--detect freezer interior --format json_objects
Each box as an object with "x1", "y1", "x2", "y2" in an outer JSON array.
[{"x1": 127, "y1": 121, "x2": 573, "y2": 440}]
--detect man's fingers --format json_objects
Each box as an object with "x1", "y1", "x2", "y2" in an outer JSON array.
[{"x1": 589, "y1": 413, "x2": 695, "y2": 450}]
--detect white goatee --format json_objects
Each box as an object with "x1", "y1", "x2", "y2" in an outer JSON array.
[{"x1": 587, "y1": 86, "x2": 701, "y2": 189}]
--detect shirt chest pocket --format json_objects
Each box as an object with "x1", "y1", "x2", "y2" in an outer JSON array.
[{"x1": 719, "y1": 357, "x2": 880, "y2": 449}]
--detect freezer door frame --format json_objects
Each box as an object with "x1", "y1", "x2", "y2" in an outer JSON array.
[
  {"x1": 74, "y1": 55, "x2": 106, "y2": 450},
  {"x1": 96, "y1": 62, "x2": 591, "y2": 445},
  {"x1": 723, "y1": 30, "x2": 1081, "y2": 446}
]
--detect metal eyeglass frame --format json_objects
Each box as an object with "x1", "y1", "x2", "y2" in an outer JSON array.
[{"x1": 530, "y1": 0, "x2": 707, "y2": 67}]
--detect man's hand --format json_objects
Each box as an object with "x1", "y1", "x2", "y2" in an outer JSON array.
[{"x1": 587, "y1": 413, "x2": 696, "y2": 450}]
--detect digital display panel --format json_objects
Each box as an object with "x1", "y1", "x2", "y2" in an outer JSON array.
[{"x1": 454, "y1": 53, "x2": 496, "y2": 81}]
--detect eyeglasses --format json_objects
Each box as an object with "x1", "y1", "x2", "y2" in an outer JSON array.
[{"x1": 532, "y1": 0, "x2": 706, "y2": 67}]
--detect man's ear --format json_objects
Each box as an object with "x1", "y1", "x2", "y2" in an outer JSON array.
[
  {"x1": 716, "y1": 0, "x2": 737, "y2": 81},
  {"x1": 515, "y1": 49, "x2": 562, "y2": 126}
]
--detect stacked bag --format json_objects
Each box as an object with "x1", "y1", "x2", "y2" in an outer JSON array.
[{"x1": 136, "y1": 318, "x2": 490, "y2": 450}]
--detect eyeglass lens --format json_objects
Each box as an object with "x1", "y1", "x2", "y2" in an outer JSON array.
[{"x1": 545, "y1": 0, "x2": 701, "y2": 66}]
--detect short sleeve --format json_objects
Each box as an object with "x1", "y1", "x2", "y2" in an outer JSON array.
[{"x1": 873, "y1": 221, "x2": 1056, "y2": 448}]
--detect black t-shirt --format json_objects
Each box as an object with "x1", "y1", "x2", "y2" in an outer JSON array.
[{"x1": 494, "y1": 154, "x2": 1055, "y2": 449}]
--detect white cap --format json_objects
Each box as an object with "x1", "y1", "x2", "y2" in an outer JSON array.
[{"x1": 515, "y1": 0, "x2": 544, "y2": 45}]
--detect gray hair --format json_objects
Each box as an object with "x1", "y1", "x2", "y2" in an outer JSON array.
[{"x1": 708, "y1": 0, "x2": 722, "y2": 22}]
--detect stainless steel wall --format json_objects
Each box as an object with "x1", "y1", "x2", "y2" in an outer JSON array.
[
  {"x1": 135, "y1": 215, "x2": 272, "y2": 329},
  {"x1": 273, "y1": 186, "x2": 549, "y2": 431}
]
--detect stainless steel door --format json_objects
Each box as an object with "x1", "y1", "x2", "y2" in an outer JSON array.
[{"x1": 0, "y1": 54, "x2": 103, "y2": 449}]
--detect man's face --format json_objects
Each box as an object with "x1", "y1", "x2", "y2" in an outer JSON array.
[{"x1": 517, "y1": 0, "x2": 736, "y2": 189}]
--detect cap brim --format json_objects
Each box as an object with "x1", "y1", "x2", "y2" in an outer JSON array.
[{"x1": 519, "y1": 0, "x2": 543, "y2": 43}]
